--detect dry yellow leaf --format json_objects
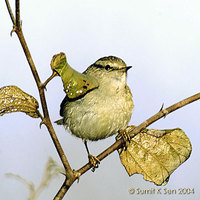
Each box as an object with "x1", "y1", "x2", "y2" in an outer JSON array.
[
  {"x1": 0, "y1": 86, "x2": 39, "y2": 118},
  {"x1": 118, "y1": 128, "x2": 192, "y2": 185}
]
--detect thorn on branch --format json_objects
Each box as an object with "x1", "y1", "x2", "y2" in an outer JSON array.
[
  {"x1": 159, "y1": 103, "x2": 164, "y2": 112},
  {"x1": 39, "y1": 119, "x2": 46, "y2": 128},
  {"x1": 73, "y1": 170, "x2": 81, "y2": 183},
  {"x1": 39, "y1": 114, "x2": 47, "y2": 128},
  {"x1": 159, "y1": 103, "x2": 168, "y2": 118},
  {"x1": 10, "y1": 25, "x2": 17, "y2": 36}
]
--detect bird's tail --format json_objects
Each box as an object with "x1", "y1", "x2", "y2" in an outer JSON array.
[{"x1": 54, "y1": 119, "x2": 64, "y2": 125}]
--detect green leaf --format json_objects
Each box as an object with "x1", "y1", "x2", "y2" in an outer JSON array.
[
  {"x1": 0, "y1": 86, "x2": 39, "y2": 118},
  {"x1": 118, "y1": 128, "x2": 192, "y2": 185},
  {"x1": 51, "y1": 52, "x2": 99, "y2": 99}
]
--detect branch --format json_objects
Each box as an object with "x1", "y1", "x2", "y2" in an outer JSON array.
[
  {"x1": 15, "y1": 0, "x2": 20, "y2": 27},
  {"x1": 5, "y1": 0, "x2": 15, "y2": 24},
  {"x1": 5, "y1": 1, "x2": 75, "y2": 198}
]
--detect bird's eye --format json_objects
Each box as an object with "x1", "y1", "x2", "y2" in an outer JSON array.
[{"x1": 105, "y1": 65, "x2": 111, "y2": 71}]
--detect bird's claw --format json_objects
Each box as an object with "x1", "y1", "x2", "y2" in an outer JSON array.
[
  {"x1": 116, "y1": 129, "x2": 131, "y2": 150},
  {"x1": 116, "y1": 129, "x2": 131, "y2": 142},
  {"x1": 88, "y1": 153, "x2": 100, "y2": 172}
]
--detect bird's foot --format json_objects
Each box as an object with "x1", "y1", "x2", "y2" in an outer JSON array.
[
  {"x1": 88, "y1": 153, "x2": 100, "y2": 172},
  {"x1": 116, "y1": 127, "x2": 135, "y2": 150},
  {"x1": 116, "y1": 129, "x2": 131, "y2": 142}
]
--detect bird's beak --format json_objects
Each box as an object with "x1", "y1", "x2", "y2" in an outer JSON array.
[
  {"x1": 119, "y1": 66, "x2": 132, "y2": 72},
  {"x1": 126, "y1": 66, "x2": 132, "y2": 71},
  {"x1": 115, "y1": 66, "x2": 132, "y2": 72}
]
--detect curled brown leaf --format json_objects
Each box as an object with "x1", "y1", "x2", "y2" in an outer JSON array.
[{"x1": 0, "y1": 86, "x2": 39, "y2": 118}]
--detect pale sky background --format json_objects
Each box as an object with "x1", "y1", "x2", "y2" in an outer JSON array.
[{"x1": 1, "y1": 0, "x2": 200, "y2": 199}]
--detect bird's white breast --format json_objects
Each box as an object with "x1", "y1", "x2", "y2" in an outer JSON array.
[{"x1": 62, "y1": 80, "x2": 134, "y2": 141}]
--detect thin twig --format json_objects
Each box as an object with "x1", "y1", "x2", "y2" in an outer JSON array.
[
  {"x1": 15, "y1": 0, "x2": 20, "y2": 27},
  {"x1": 5, "y1": 0, "x2": 15, "y2": 24},
  {"x1": 42, "y1": 71, "x2": 58, "y2": 88}
]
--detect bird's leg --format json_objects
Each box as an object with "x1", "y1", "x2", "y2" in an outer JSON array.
[{"x1": 84, "y1": 140, "x2": 100, "y2": 172}]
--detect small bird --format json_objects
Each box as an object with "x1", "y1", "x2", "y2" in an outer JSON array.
[{"x1": 56, "y1": 56, "x2": 134, "y2": 169}]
